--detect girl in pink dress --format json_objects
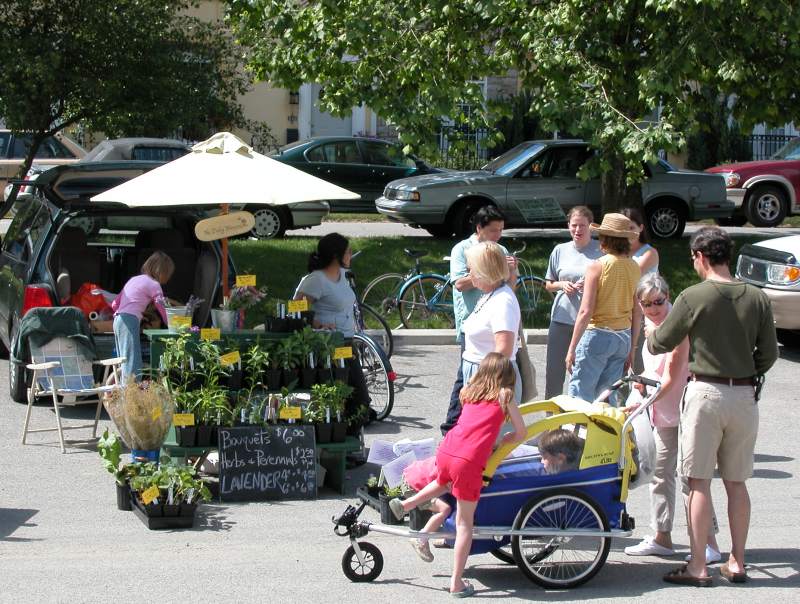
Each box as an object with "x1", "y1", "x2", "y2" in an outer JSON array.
[{"x1": 390, "y1": 353, "x2": 527, "y2": 597}]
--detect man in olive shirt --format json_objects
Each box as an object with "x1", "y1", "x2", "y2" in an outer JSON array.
[{"x1": 648, "y1": 227, "x2": 777, "y2": 587}]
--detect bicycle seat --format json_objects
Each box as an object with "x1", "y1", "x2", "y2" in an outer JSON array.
[{"x1": 404, "y1": 249, "x2": 428, "y2": 259}]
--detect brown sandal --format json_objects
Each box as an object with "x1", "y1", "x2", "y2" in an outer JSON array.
[
  {"x1": 663, "y1": 565, "x2": 713, "y2": 587},
  {"x1": 720, "y1": 562, "x2": 748, "y2": 583}
]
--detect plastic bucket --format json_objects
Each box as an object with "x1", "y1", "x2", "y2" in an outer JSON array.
[
  {"x1": 166, "y1": 306, "x2": 190, "y2": 332},
  {"x1": 130, "y1": 449, "x2": 160, "y2": 463},
  {"x1": 211, "y1": 309, "x2": 239, "y2": 332}
]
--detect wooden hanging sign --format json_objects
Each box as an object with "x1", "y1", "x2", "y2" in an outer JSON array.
[{"x1": 194, "y1": 211, "x2": 255, "y2": 241}]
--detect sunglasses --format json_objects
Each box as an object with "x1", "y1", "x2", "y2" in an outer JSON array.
[{"x1": 640, "y1": 297, "x2": 667, "y2": 308}]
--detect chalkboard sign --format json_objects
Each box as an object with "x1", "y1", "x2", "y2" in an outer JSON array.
[{"x1": 218, "y1": 425, "x2": 317, "y2": 501}]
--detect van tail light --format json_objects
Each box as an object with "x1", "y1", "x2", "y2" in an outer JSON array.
[{"x1": 22, "y1": 286, "x2": 54, "y2": 316}]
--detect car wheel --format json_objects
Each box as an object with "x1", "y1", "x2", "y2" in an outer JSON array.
[
  {"x1": 646, "y1": 199, "x2": 686, "y2": 239},
  {"x1": 452, "y1": 202, "x2": 486, "y2": 239},
  {"x1": 776, "y1": 328, "x2": 800, "y2": 348},
  {"x1": 715, "y1": 215, "x2": 748, "y2": 227},
  {"x1": 423, "y1": 224, "x2": 454, "y2": 238},
  {"x1": 249, "y1": 206, "x2": 289, "y2": 239},
  {"x1": 745, "y1": 185, "x2": 787, "y2": 227},
  {"x1": 9, "y1": 356, "x2": 29, "y2": 403}
]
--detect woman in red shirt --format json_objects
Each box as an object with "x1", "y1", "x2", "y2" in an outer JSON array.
[{"x1": 390, "y1": 353, "x2": 527, "y2": 597}]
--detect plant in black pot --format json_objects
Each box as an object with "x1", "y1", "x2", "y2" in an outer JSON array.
[
  {"x1": 314, "y1": 330, "x2": 336, "y2": 384},
  {"x1": 173, "y1": 390, "x2": 198, "y2": 447},
  {"x1": 327, "y1": 382, "x2": 353, "y2": 442},
  {"x1": 379, "y1": 484, "x2": 407, "y2": 525},
  {"x1": 159, "y1": 330, "x2": 195, "y2": 392},
  {"x1": 243, "y1": 339, "x2": 271, "y2": 392},
  {"x1": 98, "y1": 429, "x2": 140, "y2": 511},
  {"x1": 276, "y1": 336, "x2": 302, "y2": 388},
  {"x1": 195, "y1": 385, "x2": 231, "y2": 447},
  {"x1": 296, "y1": 327, "x2": 320, "y2": 388},
  {"x1": 365, "y1": 474, "x2": 381, "y2": 499}
]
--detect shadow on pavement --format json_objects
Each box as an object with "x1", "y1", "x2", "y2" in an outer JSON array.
[
  {"x1": 192, "y1": 505, "x2": 236, "y2": 532},
  {"x1": 754, "y1": 453, "x2": 794, "y2": 463},
  {"x1": 0, "y1": 508, "x2": 40, "y2": 542}
]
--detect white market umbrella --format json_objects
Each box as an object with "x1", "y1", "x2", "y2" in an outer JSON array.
[{"x1": 92, "y1": 132, "x2": 360, "y2": 296}]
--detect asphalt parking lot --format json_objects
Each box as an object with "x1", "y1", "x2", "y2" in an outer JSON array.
[{"x1": 0, "y1": 343, "x2": 798, "y2": 602}]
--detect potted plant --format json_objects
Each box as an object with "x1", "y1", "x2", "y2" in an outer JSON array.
[
  {"x1": 296, "y1": 327, "x2": 319, "y2": 388},
  {"x1": 213, "y1": 285, "x2": 268, "y2": 331},
  {"x1": 173, "y1": 390, "x2": 198, "y2": 447},
  {"x1": 379, "y1": 484, "x2": 406, "y2": 525},
  {"x1": 98, "y1": 429, "x2": 140, "y2": 511},
  {"x1": 159, "y1": 330, "x2": 195, "y2": 392},
  {"x1": 365, "y1": 474, "x2": 381, "y2": 499},
  {"x1": 276, "y1": 336, "x2": 302, "y2": 387},
  {"x1": 195, "y1": 385, "x2": 231, "y2": 447},
  {"x1": 243, "y1": 339, "x2": 271, "y2": 391},
  {"x1": 129, "y1": 458, "x2": 212, "y2": 526}
]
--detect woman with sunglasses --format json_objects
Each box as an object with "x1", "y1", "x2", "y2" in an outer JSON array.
[{"x1": 624, "y1": 274, "x2": 721, "y2": 564}]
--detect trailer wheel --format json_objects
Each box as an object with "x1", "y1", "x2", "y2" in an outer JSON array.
[
  {"x1": 342, "y1": 541, "x2": 383, "y2": 582},
  {"x1": 511, "y1": 488, "x2": 610, "y2": 589}
]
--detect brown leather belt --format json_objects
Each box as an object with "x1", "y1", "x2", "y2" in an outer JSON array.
[{"x1": 690, "y1": 374, "x2": 754, "y2": 386}]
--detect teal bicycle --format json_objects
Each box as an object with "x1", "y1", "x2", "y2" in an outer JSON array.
[
  {"x1": 361, "y1": 243, "x2": 553, "y2": 330},
  {"x1": 361, "y1": 249, "x2": 455, "y2": 329}
]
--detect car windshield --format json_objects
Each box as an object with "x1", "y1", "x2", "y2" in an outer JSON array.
[
  {"x1": 771, "y1": 138, "x2": 800, "y2": 160},
  {"x1": 482, "y1": 143, "x2": 546, "y2": 176}
]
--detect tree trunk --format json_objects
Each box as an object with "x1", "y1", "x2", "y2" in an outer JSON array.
[
  {"x1": 4, "y1": 132, "x2": 48, "y2": 210},
  {"x1": 600, "y1": 153, "x2": 646, "y2": 230}
]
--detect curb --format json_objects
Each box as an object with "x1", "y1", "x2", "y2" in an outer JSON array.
[{"x1": 365, "y1": 328, "x2": 548, "y2": 346}]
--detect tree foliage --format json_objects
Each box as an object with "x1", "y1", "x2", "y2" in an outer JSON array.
[
  {"x1": 0, "y1": 0, "x2": 251, "y2": 181},
  {"x1": 228, "y1": 0, "x2": 800, "y2": 212}
]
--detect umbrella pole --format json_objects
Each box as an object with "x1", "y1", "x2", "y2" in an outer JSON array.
[{"x1": 221, "y1": 204, "x2": 230, "y2": 299}]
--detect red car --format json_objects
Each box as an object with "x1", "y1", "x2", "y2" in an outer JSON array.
[{"x1": 706, "y1": 138, "x2": 800, "y2": 227}]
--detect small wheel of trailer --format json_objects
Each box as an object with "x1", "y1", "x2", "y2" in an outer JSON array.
[
  {"x1": 342, "y1": 541, "x2": 384, "y2": 582},
  {"x1": 511, "y1": 488, "x2": 610, "y2": 589}
]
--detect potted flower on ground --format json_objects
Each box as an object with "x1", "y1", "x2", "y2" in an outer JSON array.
[
  {"x1": 98, "y1": 429, "x2": 140, "y2": 510},
  {"x1": 379, "y1": 484, "x2": 406, "y2": 525}
]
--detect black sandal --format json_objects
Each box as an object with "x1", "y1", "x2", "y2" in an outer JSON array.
[{"x1": 663, "y1": 565, "x2": 713, "y2": 587}]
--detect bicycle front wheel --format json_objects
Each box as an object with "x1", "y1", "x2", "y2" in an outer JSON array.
[
  {"x1": 398, "y1": 276, "x2": 455, "y2": 329},
  {"x1": 358, "y1": 303, "x2": 394, "y2": 358},
  {"x1": 352, "y1": 334, "x2": 395, "y2": 421},
  {"x1": 516, "y1": 275, "x2": 554, "y2": 329},
  {"x1": 361, "y1": 273, "x2": 404, "y2": 329}
]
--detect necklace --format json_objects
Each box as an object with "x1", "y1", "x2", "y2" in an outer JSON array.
[{"x1": 473, "y1": 287, "x2": 499, "y2": 315}]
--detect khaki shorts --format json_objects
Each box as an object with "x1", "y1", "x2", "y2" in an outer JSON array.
[{"x1": 679, "y1": 381, "x2": 758, "y2": 481}]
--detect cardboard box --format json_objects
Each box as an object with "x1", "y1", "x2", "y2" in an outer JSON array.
[{"x1": 91, "y1": 320, "x2": 114, "y2": 333}]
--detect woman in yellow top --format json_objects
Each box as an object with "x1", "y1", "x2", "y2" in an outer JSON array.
[{"x1": 565, "y1": 213, "x2": 642, "y2": 403}]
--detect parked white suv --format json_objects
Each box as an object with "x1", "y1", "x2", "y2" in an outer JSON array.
[{"x1": 737, "y1": 235, "x2": 800, "y2": 344}]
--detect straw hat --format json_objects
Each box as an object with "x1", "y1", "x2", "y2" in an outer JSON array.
[{"x1": 590, "y1": 213, "x2": 640, "y2": 239}]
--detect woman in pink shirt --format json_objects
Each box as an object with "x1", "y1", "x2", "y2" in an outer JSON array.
[
  {"x1": 389, "y1": 353, "x2": 527, "y2": 597},
  {"x1": 112, "y1": 251, "x2": 174, "y2": 383},
  {"x1": 624, "y1": 274, "x2": 721, "y2": 564}
]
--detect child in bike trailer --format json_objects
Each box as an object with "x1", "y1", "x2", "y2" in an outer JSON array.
[{"x1": 389, "y1": 353, "x2": 527, "y2": 597}]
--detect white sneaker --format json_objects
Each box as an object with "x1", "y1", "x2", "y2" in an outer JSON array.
[
  {"x1": 388, "y1": 498, "x2": 406, "y2": 521},
  {"x1": 410, "y1": 538, "x2": 434, "y2": 562},
  {"x1": 624, "y1": 536, "x2": 676, "y2": 556},
  {"x1": 685, "y1": 545, "x2": 722, "y2": 564}
]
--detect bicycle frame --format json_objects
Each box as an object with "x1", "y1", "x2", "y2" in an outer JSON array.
[{"x1": 397, "y1": 272, "x2": 453, "y2": 313}]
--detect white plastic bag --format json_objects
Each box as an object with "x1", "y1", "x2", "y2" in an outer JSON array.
[{"x1": 625, "y1": 389, "x2": 656, "y2": 489}]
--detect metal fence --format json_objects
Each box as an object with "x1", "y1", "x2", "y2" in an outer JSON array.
[{"x1": 745, "y1": 134, "x2": 795, "y2": 160}]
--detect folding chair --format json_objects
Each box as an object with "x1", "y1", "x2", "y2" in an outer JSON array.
[{"x1": 21, "y1": 336, "x2": 124, "y2": 453}]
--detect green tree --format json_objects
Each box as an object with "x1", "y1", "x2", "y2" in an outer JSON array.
[
  {"x1": 228, "y1": 0, "x2": 800, "y2": 214},
  {"x1": 0, "y1": 0, "x2": 251, "y2": 187}
]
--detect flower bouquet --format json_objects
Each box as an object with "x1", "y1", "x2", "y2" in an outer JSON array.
[
  {"x1": 104, "y1": 380, "x2": 174, "y2": 461},
  {"x1": 212, "y1": 285, "x2": 268, "y2": 330}
]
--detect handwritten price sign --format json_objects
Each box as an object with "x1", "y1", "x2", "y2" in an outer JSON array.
[
  {"x1": 200, "y1": 328, "x2": 220, "y2": 341},
  {"x1": 236, "y1": 274, "x2": 256, "y2": 287},
  {"x1": 173, "y1": 413, "x2": 195, "y2": 427},
  {"x1": 287, "y1": 299, "x2": 309, "y2": 313},
  {"x1": 170, "y1": 316, "x2": 191, "y2": 329},
  {"x1": 219, "y1": 350, "x2": 241, "y2": 366},
  {"x1": 279, "y1": 406, "x2": 303, "y2": 420},
  {"x1": 333, "y1": 346, "x2": 353, "y2": 360}
]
